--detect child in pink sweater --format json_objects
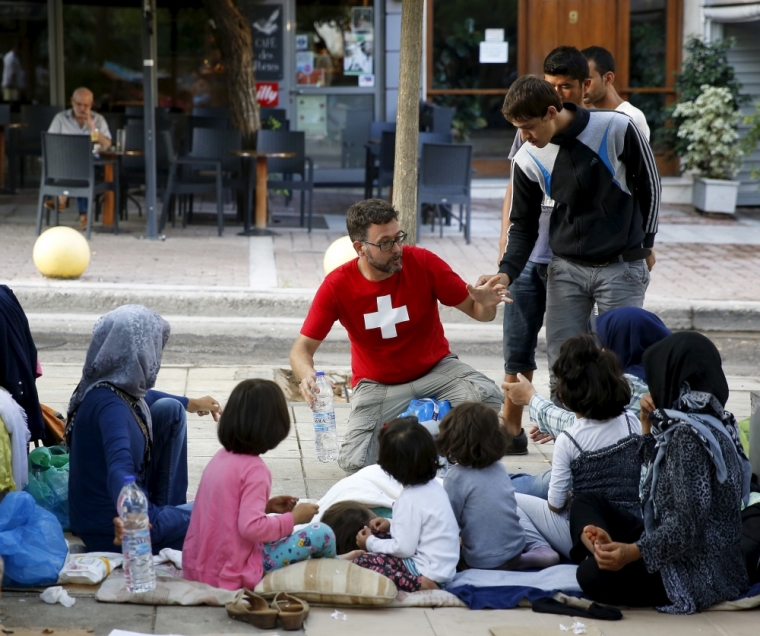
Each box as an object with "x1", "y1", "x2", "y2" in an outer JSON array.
[{"x1": 183, "y1": 379, "x2": 336, "y2": 591}]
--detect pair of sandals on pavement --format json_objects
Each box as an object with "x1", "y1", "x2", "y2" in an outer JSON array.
[
  {"x1": 44, "y1": 197, "x2": 88, "y2": 231},
  {"x1": 227, "y1": 589, "x2": 309, "y2": 631}
]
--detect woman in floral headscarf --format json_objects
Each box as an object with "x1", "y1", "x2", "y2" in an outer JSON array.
[
  {"x1": 569, "y1": 332, "x2": 751, "y2": 614},
  {"x1": 67, "y1": 305, "x2": 222, "y2": 553}
]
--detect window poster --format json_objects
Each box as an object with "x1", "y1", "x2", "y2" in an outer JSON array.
[{"x1": 345, "y1": 7, "x2": 374, "y2": 77}]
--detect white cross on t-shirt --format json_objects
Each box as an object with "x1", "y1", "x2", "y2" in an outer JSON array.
[{"x1": 364, "y1": 295, "x2": 410, "y2": 339}]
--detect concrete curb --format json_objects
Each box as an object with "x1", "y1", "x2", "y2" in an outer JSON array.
[{"x1": 9, "y1": 281, "x2": 760, "y2": 331}]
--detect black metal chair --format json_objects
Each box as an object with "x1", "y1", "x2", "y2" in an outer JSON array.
[
  {"x1": 160, "y1": 127, "x2": 242, "y2": 236},
  {"x1": 257, "y1": 130, "x2": 314, "y2": 231},
  {"x1": 417, "y1": 143, "x2": 473, "y2": 243},
  {"x1": 37, "y1": 133, "x2": 118, "y2": 240},
  {"x1": 341, "y1": 109, "x2": 373, "y2": 168},
  {"x1": 418, "y1": 132, "x2": 452, "y2": 153},
  {"x1": 374, "y1": 130, "x2": 396, "y2": 199},
  {"x1": 18, "y1": 105, "x2": 59, "y2": 187},
  {"x1": 115, "y1": 125, "x2": 175, "y2": 220},
  {"x1": 364, "y1": 122, "x2": 396, "y2": 198},
  {"x1": 191, "y1": 107, "x2": 230, "y2": 119},
  {"x1": 260, "y1": 108, "x2": 287, "y2": 123}
]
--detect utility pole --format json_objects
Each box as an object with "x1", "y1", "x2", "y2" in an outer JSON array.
[
  {"x1": 392, "y1": 0, "x2": 424, "y2": 245},
  {"x1": 142, "y1": 0, "x2": 159, "y2": 239}
]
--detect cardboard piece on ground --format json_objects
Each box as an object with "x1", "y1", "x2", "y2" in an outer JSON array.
[
  {"x1": 489, "y1": 625, "x2": 602, "y2": 636},
  {"x1": 2, "y1": 630, "x2": 94, "y2": 636}
]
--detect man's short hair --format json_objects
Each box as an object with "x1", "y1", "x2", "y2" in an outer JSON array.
[
  {"x1": 501, "y1": 75, "x2": 563, "y2": 123},
  {"x1": 543, "y1": 46, "x2": 589, "y2": 84},
  {"x1": 346, "y1": 198, "x2": 398, "y2": 242},
  {"x1": 582, "y1": 46, "x2": 616, "y2": 76},
  {"x1": 71, "y1": 87, "x2": 93, "y2": 101}
]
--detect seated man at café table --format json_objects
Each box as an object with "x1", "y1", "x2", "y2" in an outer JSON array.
[
  {"x1": 290, "y1": 198, "x2": 506, "y2": 473},
  {"x1": 47, "y1": 87, "x2": 112, "y2": 230}
]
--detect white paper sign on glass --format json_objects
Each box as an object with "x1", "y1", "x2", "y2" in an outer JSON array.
[
  {"x1": 485, "y1": 28, "x2": 505, "y2": 42},
  {"x1": 359, "y1": 74, "x2": 375, "y2": 88},
  {"x1": 479, "y1": 41, "x2": 508, "y2": 64}
]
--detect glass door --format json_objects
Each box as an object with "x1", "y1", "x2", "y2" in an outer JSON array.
[{"x1": 291, "y1": 0, "x2": 383, "y2": 179}]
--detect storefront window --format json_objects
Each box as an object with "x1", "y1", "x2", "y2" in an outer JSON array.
[
  {"x1": 62, "y1": 5, "x2": 224, "y2": 111},
  {"x1": 295, "y1": 0, "x2": 376, "y2": 88},
  {"x1": 430, "y1": 0, "x2": 517, "y2": 170},
  {"x1": 0, "y1": 2, "x2": 49, "y2": 105}
]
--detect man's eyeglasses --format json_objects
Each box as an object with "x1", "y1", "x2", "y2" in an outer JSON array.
[{"x1": 363, "y1": 231, "x2": 407, "y2": 252}]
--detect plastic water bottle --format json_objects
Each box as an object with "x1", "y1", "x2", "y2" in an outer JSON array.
[
  {"x1": 117, "y1": 476, "x2": 156, "y2": 593},
  {"x1": 312, "y1": 371, "x2": 339, "y2": 462}
]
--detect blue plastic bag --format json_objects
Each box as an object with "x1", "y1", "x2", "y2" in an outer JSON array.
[
  {"x1": 0, "y1": 491, "x2": 68, "y2": 587},
  {"x1": 399, "y1": 398, "x2": 452, "y2": 436}
]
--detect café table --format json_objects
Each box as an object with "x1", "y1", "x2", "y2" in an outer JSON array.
[
  {"x1": 230, "y1": 150, "x2": 296, "y2": 236},
  {"x1": 95, "y1": 149, "x2": 143, "y2": 227},
  {"x1": 0, "y1": 122, "x2": 25, "y2": 193}
]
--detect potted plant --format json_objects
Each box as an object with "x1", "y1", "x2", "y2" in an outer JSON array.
[{"x1": 673, "y1": 85, "x2": 744, "y2": 214}]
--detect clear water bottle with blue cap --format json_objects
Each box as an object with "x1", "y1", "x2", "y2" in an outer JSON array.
[
  {"x1": 312, "y1": 371, "x2": 338, "y2": 462},
  {"x1": 117, "y1": 475, "x2": 156, "y2": 593}
]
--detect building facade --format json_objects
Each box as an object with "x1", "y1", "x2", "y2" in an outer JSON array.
[{"x1": 0, "y1": 0, "x2": 758, "y2": 198}]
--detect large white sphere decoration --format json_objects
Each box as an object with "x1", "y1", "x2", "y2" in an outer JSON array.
[
  {"x1": 33, "y1": 226, "x2": 91, "y2": 279},
  {"x1": 323, "y1": 235, "x2": 358, "y2": 275}
]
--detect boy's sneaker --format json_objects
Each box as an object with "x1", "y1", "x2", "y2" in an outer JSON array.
[{"x1": 504, "y1": 429, "x2": 529, "y2": 455}]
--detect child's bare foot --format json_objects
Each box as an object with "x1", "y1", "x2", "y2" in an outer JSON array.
[
  {"x1": 419, "y1": 576, "x2": 440, "y2": 590},
  {"x1": 337, "y1": 549, "x2": 365, "y2": 561}
]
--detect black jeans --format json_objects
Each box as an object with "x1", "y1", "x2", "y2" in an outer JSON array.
[{"x1": 569, "y1": 492, "x2": 670, "y2": 607}]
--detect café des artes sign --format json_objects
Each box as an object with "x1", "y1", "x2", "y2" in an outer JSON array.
[{"x1": 248, "y1": 3, "x2": 284, "y2": 81}]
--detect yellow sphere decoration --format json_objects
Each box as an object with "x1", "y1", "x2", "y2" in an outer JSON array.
[
  {"x1": 323, "y1": 235, "x2": 358, "y2": 275},
  {"x1": 33, "y1": 226, "x2": 91, "y2": 279}
]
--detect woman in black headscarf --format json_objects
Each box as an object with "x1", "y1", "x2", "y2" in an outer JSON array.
[
  {"x1": 0, "y1": 285, "x2": 44, "y2": 442},
  {"x1": 568, "y1": 332, "x2": 751, "y2": 614}
]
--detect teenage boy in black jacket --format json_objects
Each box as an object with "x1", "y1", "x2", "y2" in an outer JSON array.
[{"x1": 497, "y1": 74, "x2": 660, "y2": 372}]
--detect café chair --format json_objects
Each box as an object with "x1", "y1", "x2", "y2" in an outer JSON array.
[
  {"x1": 160, "y1": 127, "x2": 242, "y2": 236},
  {"x1": 417, "y1": 143, "x2": 473, "y2": 244},
  {"x1": 17, "y1": 105, "x2": 59, "y2": 188},
  {"x1": 37, "y1": 133, "x2": 119, "y2": 240},
  {"x1": 257, "y1": 130, "x2": 314, "y2": 231}
]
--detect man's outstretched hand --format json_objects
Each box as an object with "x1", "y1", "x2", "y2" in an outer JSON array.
[{"x1": 467, "y1": 274, "x2": 510, "y2": 306}]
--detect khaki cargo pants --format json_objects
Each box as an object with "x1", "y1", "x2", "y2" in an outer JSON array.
[{"x1": 337, "y1": 354, "x2": 504, "y2": 473}]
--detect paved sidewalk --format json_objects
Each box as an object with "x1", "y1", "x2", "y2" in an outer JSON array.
[{"x1": 3, "y1": 190, "x2": 760, "y2": 304}]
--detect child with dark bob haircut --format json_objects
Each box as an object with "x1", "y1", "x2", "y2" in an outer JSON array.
[
  {"x1": 437, "y1": 403, "x2": 559, "y2": 571},
  {"x1": 514, "y1": 335, "x2": 642, "y2": 560},
  {"x1": 321, "y1": 501, "x2": 378, "y2": 555},
  {"x1": 352, "y1": 417, "x2": 460, "y2": 592},
  {"x1": 552, "y1": 334, "x2": 631, "y2": 421},
  {"x1": 183, "y1": 379, "x2": 338, "y2": 591}
]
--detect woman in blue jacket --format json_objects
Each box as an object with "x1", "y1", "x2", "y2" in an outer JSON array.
[{"x1": 66, "y1": 304, "x2": 222, "y2": 553}]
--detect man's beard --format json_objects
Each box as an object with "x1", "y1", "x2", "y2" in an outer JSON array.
[{"x1": 367, "y1": 251, "x2": 402, "y2": 274}]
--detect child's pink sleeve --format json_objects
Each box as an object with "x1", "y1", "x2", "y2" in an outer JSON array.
[{"x1": 237, "y1": 467, "x2": 294, "y2": 543}]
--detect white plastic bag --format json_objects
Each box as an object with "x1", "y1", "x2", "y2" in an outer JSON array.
[
  {"x1": 40, "y1": 585, "x2": 76, "y2": 607},
  {"x1": 58, "y1": 552, "x2": 124, "y2": 585}
]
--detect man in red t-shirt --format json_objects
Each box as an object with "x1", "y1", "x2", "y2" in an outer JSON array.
[{"x1": 290, "y1": 199, "x2": 507, "y2": 473}]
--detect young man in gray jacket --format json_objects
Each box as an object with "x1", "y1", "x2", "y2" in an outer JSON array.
[{"x1": 497, "y1": 75, "x2": 660, "y2": 375}]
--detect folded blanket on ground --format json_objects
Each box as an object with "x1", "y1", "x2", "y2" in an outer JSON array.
[{"x1": 448, "y1": 565, "x2": 582, "y2": 609}]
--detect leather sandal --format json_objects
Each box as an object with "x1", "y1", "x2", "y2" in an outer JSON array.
[
  {"x1": 225, "y1": 589, "x2": 278, "y2": 629},
  {"x1": 271, "y1": 591, "x2": 309, "y2": 631}
]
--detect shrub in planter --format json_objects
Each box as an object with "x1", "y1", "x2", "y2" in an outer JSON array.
[{"x1": 673, "y1": 85, "x2": 743, "y2": 213}]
